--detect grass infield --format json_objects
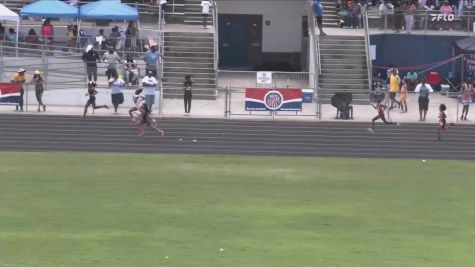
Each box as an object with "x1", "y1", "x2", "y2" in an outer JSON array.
[{"x1": 1, "y1": 152, "x2": 475, "y2": 267}]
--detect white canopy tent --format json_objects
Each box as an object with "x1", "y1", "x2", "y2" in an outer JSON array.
[{"x1": 0, "y1": 4, "x2": 20, "y2": 43}]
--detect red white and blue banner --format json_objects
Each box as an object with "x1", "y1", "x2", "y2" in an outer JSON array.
[
  {"x1": 245, "y1": 88, "x2": 302, "y2": 111},
  {"x1": 0, "y1": 83, "x2": 22, "y2": 105}
]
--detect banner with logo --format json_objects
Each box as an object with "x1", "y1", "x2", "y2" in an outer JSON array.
[
  {"x1": 245, "y1": 88, "x2": 302, "y2": 111},
  {"x1": 0, "y1": 83, "x2": 22, "y2": 105}
]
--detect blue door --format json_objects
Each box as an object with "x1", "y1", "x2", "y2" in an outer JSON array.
[{"x1": 219, "y1": 17, "x2": 248, "y2": 68}]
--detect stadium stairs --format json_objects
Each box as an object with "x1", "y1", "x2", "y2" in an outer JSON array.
[
  {"x1": 162, "y1": 31, "x2": 217, "y2": 100},
  {"x1": 318, "y1": 35, "x2": 370, "y2": 105},
  {"x1": 162, "y1": 0, "x2": 217, "y2": 100},
  {"x1": 321, "y1": 0, "x2": 339, "y2": 28}
]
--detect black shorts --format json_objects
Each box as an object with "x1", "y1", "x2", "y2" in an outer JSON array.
[
  {"x1": 389, "y1": 92, "x2": 397, "y2": 99},
  {"x1": 86, "y1": 97, "x2": 96, "y2": 107},
  {"x1": 111, "y1": 93, "x2": 124, "y2": 106},
  {"x1": 316, "y1": 16, "x2": 323, "y2": 27},
  {"x1": 418, "y1": 96, "x2": 429, "y2": 111}
]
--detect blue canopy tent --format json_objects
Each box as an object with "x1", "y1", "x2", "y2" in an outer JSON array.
[
  {"x1": 20, "y1": 0, "x2": 78, "y2": 18},
  {"x1": 79, "y1": 0, "x2": 139, "y2": 21}
]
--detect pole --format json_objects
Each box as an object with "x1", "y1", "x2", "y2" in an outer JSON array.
[
  {"x1": 25, "y1": 83, "x2": 29, "y2": 112},
  {"x1": 458, "y1": 55, "x2": 464, "y2": 123},
  {"x1": 15, "y1": 20, "x2": 20, "y2": 58}
]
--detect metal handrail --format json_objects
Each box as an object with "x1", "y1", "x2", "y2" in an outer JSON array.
[
  {"x1": 363, "y1": 11, "x2": 373, "y2": 103},
  {"x1": 307, "y1": 0, "x2": 320, "y2": 117},
  {"x1": 158, "y1": 3, "x2": 165, "y2": 116},
  {"x1": 213, "y1": 0, "x2": 219, "y2": 87}
]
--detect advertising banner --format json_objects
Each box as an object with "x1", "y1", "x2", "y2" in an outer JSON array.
[
  {"x1": 245, "y1": 88, "x2": 302, "y2": 111},
  {"x1": 0, "y1": 83, "x2": 22, "y2": 105}
]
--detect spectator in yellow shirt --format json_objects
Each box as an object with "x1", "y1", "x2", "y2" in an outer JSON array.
[
  {"x1": 388, "y1": 69, "x2": 401, "y2": 110},
  {"x1": 11, "y1": 68, "x2": 26, "y2": 112}
]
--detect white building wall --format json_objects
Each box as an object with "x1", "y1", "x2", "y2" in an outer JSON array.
[{"x1": 218, "y1": 0, "x2": 307, "y2": 53}]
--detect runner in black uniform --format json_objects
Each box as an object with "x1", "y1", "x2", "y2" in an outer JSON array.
[
  {"x1": 136, "y1": 103, "x2": 164, "y2": 136},
  {"x1": 83, "y1": 81, "x2": 109, "y2": 119}
]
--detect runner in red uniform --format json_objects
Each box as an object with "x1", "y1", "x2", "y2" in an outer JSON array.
[
  {"x1": 368, "y1": 99, "x2": 398, "y2": 132},
  {"x1": 437, "y1": 104, "x2": 454, "y2": 141}
]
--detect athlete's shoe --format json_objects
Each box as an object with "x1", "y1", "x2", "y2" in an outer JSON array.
[{"x1": 367, "y1": 128, "x2": 375, "y2": 133}]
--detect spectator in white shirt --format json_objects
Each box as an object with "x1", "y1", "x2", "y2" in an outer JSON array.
[
  {"x1": 142, "y1": 70, "x2": 159, "y2": 111},
  {"x1": 201, "y1": 0, "x2": 212, "y2": 29}
]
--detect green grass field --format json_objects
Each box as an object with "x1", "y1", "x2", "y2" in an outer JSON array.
[{"x1": 1, "y1": 152, "x2": 475, "y2": 267}]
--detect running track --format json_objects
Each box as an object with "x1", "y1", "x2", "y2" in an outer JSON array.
[{"x1": 0, "y1": 114, "x2": 474, "y2": 160}]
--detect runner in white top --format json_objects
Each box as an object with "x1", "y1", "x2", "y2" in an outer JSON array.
[{"x1": 108, "y1": 73, "x2": 125, "y2": 113}]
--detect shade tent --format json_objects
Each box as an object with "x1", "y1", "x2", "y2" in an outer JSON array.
[
  {"x1": 0, "y1": 4, "x2": 20, "y2": 42},
  {"x1": 20, "y1": 0, "x2": 79, "y2": 18},
  {"x1": 455, "y1": 36, "x2": 475, "y2": 53},
  {"x1": 79, "y1": 0, "x2": 139, "y2": 20}
]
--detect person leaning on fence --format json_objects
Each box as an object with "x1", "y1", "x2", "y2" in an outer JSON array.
[
  {"x1": 31, "y1": 70, "x2": 46, "y2": 112},
  {"x1": 109, "y1": 72, "x2": 125, "y2": 114},
  {"x1": 103, "y1": 47, "x2": 122, "y2": 80},
  {"x1": 460, "y1": 79, "x2": 475, "y2": 121},
  {"x1": 142, "y1": 70, "x2": 159, "y2": 112},
  {"x1": 184, "y1": 75, "x2": 193, "y2": 116},
  {"x1": 41, "y1": 19, "x2": 53, "y2": 44},
  {"x1": 11, "y1": 68, "x2": 26, "y2": 112},
  {"x1": 82, "y1": 45, "x2": 101, "y2": 82},
  {"x1": 144, "y1": 46, "x2": 162, "y2": 78}
]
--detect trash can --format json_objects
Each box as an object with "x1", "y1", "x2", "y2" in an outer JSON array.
[{"x1": 302, "y1": 89, "x2": 314, "y2": 103}]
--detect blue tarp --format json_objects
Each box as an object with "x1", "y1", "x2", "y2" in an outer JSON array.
[
  {"x1": 79, "y1": 0, "x2": 139, "y2": 21},
  {"x1": 20, "y1": 0, "x2": 78, "y2": 18}
]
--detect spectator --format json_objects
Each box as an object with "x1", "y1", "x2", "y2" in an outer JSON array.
[
  {"x1": 82, "y1": 45, "x2": 101, "y2": 82},
  {"x1": 32, "y1": 70, "x2": 46, "y2": 112},
  {"x1": 67, "y1": 24, "x2": 78, "y2": 51},
  {"x1": 144, "y1": 45, "x2": 162, "y2": 78},
  {"x1": 405, "y1": 0, "x2": 417, "y2": 33},
  {"x1": 460, "y1": 79, "x2": 475, "y2": 120},
  {"x1": 388, "y1": 69, "x2": 402, "y2": 110},
  {"x1": 379, "y1": 1, "x2": 394, "y2": 30},
  {"x1": 109, "y1": 26, "x2": 121, "y2": 50},
  {"x1": 124, "y1": 54, "x2": 140, "y2": 85},
  {"x1": 95, "y1": 29, "x2": 106, "y2": 50},
  {"x1": 41, "y1": 18, "x2": 54, "y2": 43},
  {"x1": 399, "y1": 79, "x2": 409, "y2": 112},
  {"x1": 313, "y1": 0, "x2": 327, "y2": 35},
  {"x1": 201, "y1": 0, "x2": 212, "y2": 29},
  {"x1": 142, "y1": 70, "x2": 159, "y2": 111},
  {"x1": 103, "y1": 47, "x2": 122, "y2": 80},
  {"x1": 11, "y1": 68, "x2": 26, "y2": 112},
  {"x1": 350, "y1": 0, "x2": 361, "y2": 28},
  {"x1": 393, "y1": 0, "x2": 403, "y2": 33},
  {"x1": 125, "y1": 21, "x2": 139, "y2": 50},
  {"x1": 108, "y1": 72, "x2": 125, "y2": 114},
  {"x1": 25, "y1": 29, "x2": 40, "y2": 44},
  {"x1": 7, "y1": 28, "x2": 18, "y2": 42},
  {"x1": 415, "y1": 80, "x2": 433, "y2": 121},
  {"x1": 160, "y1": 0, "x2": 168, "y2": 23},
  {"x1": 183, "y1": 75, "x2": 193, "y2": 116},
  {"x1": 439, "y1": 1, "x2": 453, "y2": 30}
]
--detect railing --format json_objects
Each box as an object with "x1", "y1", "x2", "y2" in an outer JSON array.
[
  {"x1": 307, "y1": 0, "x2": 321, "y2": 117},
  {"x1": 217, "y1": 70, "x2": 314, "y2": 89},
  {"x1": 158, "y1": 3, "x2": 165, "y2": 117},
  {"x1": 363, "y1": 11, "x2": 373, "y2": 105},
  {"x1": 367, "y1": 9, "x2": 475, "y2": 35},
  {"x1": 213, "y1": 0, "x2": 219, "y2": 87}
]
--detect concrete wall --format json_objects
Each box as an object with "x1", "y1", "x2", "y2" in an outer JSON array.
[{"x1": 218, "y1": 0, "x2": 307, "y2": 53}]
